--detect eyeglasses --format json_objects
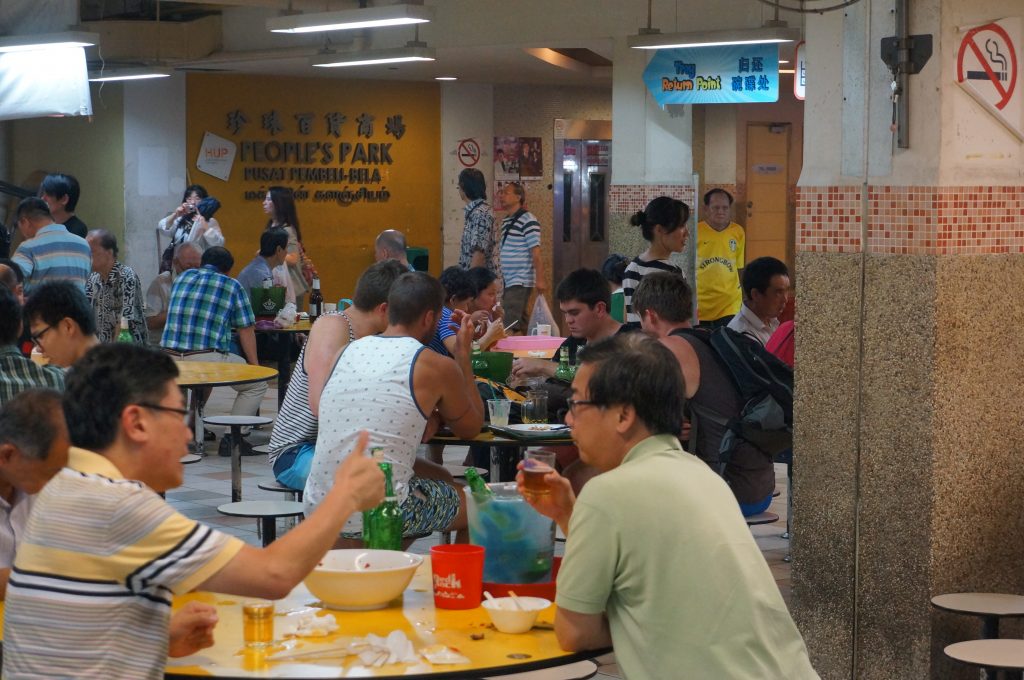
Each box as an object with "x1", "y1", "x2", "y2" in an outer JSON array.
[
  {"x1": 136, "y1": 403, "x2": 190, "y2": 419},
  {"x1": 30, "y1": 324, "x2": 54, "y2": 348},
  {"x1": 566, "y1": 399, "x2": 602, "y2": 415}
]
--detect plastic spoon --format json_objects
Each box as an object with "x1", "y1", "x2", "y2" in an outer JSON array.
[{"x1": 507, "y1": 590, "x2": 525, "y2": 611}]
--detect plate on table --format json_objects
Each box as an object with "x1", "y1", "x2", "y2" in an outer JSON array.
[{"x1": 489, "y1": 424, "x2": 573, "y2": 441}]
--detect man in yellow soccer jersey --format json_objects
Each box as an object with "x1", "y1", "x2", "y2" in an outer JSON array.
[{"x1": 695, "y1": 188, "x2": 744, "y2": 329}]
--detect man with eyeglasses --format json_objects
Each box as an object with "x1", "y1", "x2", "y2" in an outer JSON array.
[
  {"x1": 22, "y1": 280, "x2": 99, "y2": 369},
  {"x1": 0, "y1": 287, "x2": 63, "y2": 407},
  {"x1": 695, "y1": 188, "x2": 745, "y2": 329},
  {"x1": 3, "y1": 344, "x2": 385, "y2": 679},
  {"x1": 517, "y1": 332, "x2": 817, "y2": 680},
  {"x1": 0, "y1": 389, "x2": 69, "y2": 599}
]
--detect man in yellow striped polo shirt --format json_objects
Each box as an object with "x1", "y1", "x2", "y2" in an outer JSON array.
[{"x1": 3, "y1": 344, "x2": 384, "y2": 680}]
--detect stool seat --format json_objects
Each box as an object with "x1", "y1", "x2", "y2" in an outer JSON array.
[
  {"x1": 946, "y1": 639, "x2": 1024, "y2": 671},
  {"x1": 217, "y1": 500, "x2": 304, "y2": 518},
  {"x1": 258, "y1": 480, "x2": 300, "y2": 494},
  {"x1": 745, "y1": 511, "x2": 780, "y2": 526},
  {"x1": 932, "y1": 593, "x2": 1024, "y2": 618},
  {"x1": 180, "y1": 453, "x2": 202, "y2": 465},
  {"x1": 202, "y1": 415, "x2": 274, "y2": 427},
  {"x1": 251, "y1": 444, "x2": 272, "y2": 455}
]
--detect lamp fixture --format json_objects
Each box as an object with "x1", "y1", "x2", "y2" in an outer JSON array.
[
  {"x1": 435, "y1": 76, "x2": 457, "y2": 81},
  {"x1": 628, "y1": 26, "x2": 801, "y2": 50},
  {"x1": 269, "y1": 3, "x2": 432, "y2": 34},
  {"x1": 312, "y1": 41, "x2": 434, "y2": 68},
  {"x1": 0, "y1": 31, "x2": 98, "y2": 53},
  {"x1": 89, "y1": 66, "x2": 172, "y2": 82}
]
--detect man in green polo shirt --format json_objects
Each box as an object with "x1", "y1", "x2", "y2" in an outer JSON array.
[{"x1": 518, "y1": 333, "x2": 818, "y2": 680}]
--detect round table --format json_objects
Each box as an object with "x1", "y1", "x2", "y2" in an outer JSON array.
[
  {"x1": 428, "y1": 429, "x2": 574, "y2": 482},
  {"x1": 166, "y1": 559, "x2": 606, "y2": 679},
  {"x1": 175, "y1": 361, "x2": 278, "y2": 456}
]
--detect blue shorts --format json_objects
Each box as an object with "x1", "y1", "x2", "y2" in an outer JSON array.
[
  {"x1": 739, "y1": 493, "x2": 773, "y2": 517},
  {"x1": 341, "y1": 477, "x2": 461, "y2": 539},
  {"x1": 272, "y1": 442, "x2": 314, "y2": 491}
]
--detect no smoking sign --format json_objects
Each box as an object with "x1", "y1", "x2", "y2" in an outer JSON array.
[
  {"x1": 457, "y1": 138, "x2": 481, "y2": 167},
  {"x1": 956, "y1": 17, "x2": 1023, "y2": 140}
]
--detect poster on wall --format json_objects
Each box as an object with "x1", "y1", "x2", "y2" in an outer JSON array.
[
  {"x1": 641, "y1": 44, "x2": 780, "y2": 105},
  {"x1": 196, "y1": 131, "x2": 237, "y2": 181},
  {"x1": 493, "y1": 136, "x2": 544, "y2": 180}
]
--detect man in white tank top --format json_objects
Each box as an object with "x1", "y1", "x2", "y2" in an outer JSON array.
[{"x1": 306, "y1": 272, "x2": 485, "y2": 544}]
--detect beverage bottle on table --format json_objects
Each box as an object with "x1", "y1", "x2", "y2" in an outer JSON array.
[
  {"x1": 463, "y1": 467, "x2": 492, "y2": 500},
  {"x1": 363, "y1": 459, "x2": 403, "y2": 550},
  {"x1": 554, "y1": 347, "x2": 573, "y2": 382},
  {"x1": 309, "y1": 277, "x2": 324, "y2": 321},
  {"x1": 116, "y1": 317, "x2": 132, "y2": 343},
  {"x1": 471, "y1": 341, "x2": 489, "y2": 377}
]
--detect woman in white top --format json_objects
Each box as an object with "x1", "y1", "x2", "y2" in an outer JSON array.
[
  {"x1": 157, "y1": 184, "x2": 224, "y2": 272},
  {"x1": 621, "y1": 196, "x2": 690, "y2": 324}
]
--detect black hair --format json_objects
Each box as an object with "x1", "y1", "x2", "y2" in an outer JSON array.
[
  {"x1": 578, "y1": 333, "x2": 684, "y2": 436},
  {"x1": 63, "y1": 344, "x2": 179, "y2": 451},
  {"x1": 23, "y1": 281, "x2": 96, "y2": 336},
  {"x1": 0, "y1": 263, "x2": 20, "y2": 295},
  {"x1": 201, "y1": 246, "x2": 234, "y2": 274},
  {"x1": 741, "y1": 256, "x2": 789, "y2": 299},
  {"x1": 266, "y1": 186, "x2": 302, "y2": 243},
  {"x1": 555, "y1": 268, "x2": 611, "y2": 310},
  {"x1": 352, "y1": 259, "x2": 407, "y2": 311},
  {"x1": 182, "y1": 184, "x2": 209, "y2": 202},
  {"x1": 0, "y1": 388, "x2": 64, "y2": 460},
  {"x1": 628, "y1": 196, "x2": 689, "y2": 241},
  {"x1": 467, "y1": 267, "x2": 498, "y2": 296},
  {"x1": 40, "y1": 173, "x2": 81, "y2": 212},
  {"x1": 387, "y1": 272, "x2": 444, "y2": 326},
  {"x1": 600, "y1": 254, "x2": 629, "y2": 286},
  {"x1": 16, "y1": 197, "x2": 51, "y2": 222},
  {"x1": 703, "y1": 188, "x2": 734, "y2": 206},
  {"x1": 631, "y1": 271, "x2": 693, "y2": 324},
  {"x1": 87, "y1": 229, "x2": 118, "y2": 257},
  {"x1": 259, "y1": 228, "x2": 290, "y2": 257},
  {"x1": 439, "y1": 266, "x2": 475, "y2": 305},
  {"x1": 0, "y1": 285, "x2": 21, "y2": 345},
  {"x1": 0, "y1": 258, "x2": 24, "y2": 284},
  {"x1": 458, "y1": 168, "x2": 487, "y2": 201}
]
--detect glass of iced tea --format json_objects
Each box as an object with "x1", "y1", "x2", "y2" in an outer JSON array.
[
  {"x1": 242, "y1": 601, "x2": 274, "y2": 648},
  {"x1": 522, "y1": 450, "x2": 557, "y2": 496}
]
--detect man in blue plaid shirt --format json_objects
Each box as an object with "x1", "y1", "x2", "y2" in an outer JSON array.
[{"x1": 161, "y1": 247, "x2": 266, "y2": 453}]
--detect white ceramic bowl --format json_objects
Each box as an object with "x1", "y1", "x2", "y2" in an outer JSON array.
[
  {"x1": 304, "y1": 549, "x2": 423, "y2": 611},
  {"x1": 481, "y1": 596, "x2": 552, "y2": 633}
]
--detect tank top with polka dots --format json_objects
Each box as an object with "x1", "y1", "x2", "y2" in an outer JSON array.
[{"x1": 303, "y1": 334, "x2": 428, "y2": 532}]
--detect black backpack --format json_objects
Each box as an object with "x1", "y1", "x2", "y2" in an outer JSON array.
[{"x1": 671, "y1": 327, "x2": 793, "y2": 468}]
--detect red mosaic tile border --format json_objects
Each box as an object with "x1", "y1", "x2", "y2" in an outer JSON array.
[
  {"x1": 609, "y1": 184, "x2": 697, "y2": 214},
  {"x1": 797, "y1": 185, "x2": 1024, "y2": 255}
]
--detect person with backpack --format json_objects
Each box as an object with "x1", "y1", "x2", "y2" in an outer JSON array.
[
  {"x1": 727, "y1": 256, "x2": 790, "y2": 346},
  {"x1": 633, "y1": 271, "x2": 786, "y2": 516}
]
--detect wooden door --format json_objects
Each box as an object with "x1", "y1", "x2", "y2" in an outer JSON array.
[{"x1": 744, "y1": 123, "x2": 791, "y2": 265}]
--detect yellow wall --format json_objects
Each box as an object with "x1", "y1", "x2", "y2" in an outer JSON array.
[
  {"x1": 10, "y1": 83, "x2": 126, "y2": 245},
  {"x1": 186, "y1": 73, "x2": 441, "y2": 302}
]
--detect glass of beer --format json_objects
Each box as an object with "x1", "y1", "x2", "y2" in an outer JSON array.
[
  {"x1": 522, "y1": 450, "x2": 557, "y2": 496},
  {"x1": 242, "y1": 601, "x2": 274, "y2": 648},
  {"x1": 522, "y1": 390, "x2": 548, "y2": 424}
]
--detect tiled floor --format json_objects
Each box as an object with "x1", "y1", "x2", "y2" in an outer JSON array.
[{"x1": 175, "y1": 382, "x2": 793, "y2": 679}]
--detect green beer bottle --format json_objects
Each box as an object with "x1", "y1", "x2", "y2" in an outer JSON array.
[
  {"x1": 463, "y1": 467, "x2": 492, "y2": 500},
  {"x1": 116, "y1": 317, "x2": 133, "y2": 343},
  {"x1": 363, "y1": 461, "x2": 403, "y2": 550},
  {"x1": 554, "y1": 347, "x2": 573, "y2": 383}
]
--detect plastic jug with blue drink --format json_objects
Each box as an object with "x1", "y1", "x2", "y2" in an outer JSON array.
[{"x1": 464, "y1": 482, "x2": 554, "y2": 584}]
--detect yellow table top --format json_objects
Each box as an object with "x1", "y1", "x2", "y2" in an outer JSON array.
[
  {"x1": 429, "y1": 429, "x2": 573, "y2": 448},
  {"x1": 175, "y1": 361, "x2": 278, "y2": 388},
  {"x1": 165, "y1": 559, "x2": 590, "y2": 679}
]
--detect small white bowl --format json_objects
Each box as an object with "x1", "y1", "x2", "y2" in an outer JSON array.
[
  {"x1": 304, "y1": 549, "x2": 423, "y2": 611},
  {"x1": 481, "y1": 596, "x2": 552, "y2": 633}
]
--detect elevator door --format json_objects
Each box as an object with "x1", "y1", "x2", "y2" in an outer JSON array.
[{"x1": 552, "y1": 138, "x2": 611, "y2": 301}]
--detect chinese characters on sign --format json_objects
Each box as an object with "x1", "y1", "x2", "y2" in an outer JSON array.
[
  {"x1": 642, "y1": 44, "x2": 780, "y2": 105},
  {"x1": 204, "y1": 108, "x2": 412, "y2": 206}
]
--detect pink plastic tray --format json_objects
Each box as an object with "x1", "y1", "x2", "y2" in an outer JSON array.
[{"x1": 494, "y1": 336, "x2": 565, "y2": 351}]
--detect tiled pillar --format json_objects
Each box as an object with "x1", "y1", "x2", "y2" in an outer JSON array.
[{"x1": 791, "y1": 1, "x2": 1024, "y2": 678}]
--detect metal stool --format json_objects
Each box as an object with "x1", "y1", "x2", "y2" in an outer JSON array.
[
  {"x1": 745, "y1": 511, "x2": 780, "y2": 526},
  {"x1": 258, "y1": 479, "x2": 303, "y2": 502},
  {"x1": 933, "y1": 593, "x2": 1024, "y2": 680},
  {"x1": 202, "y1": 415, "x2": 273, "y2": 502},
  {"x1": 180, "y1": 453, "x2": 202, "y2": 465},
  {"x1": 945, "y1": 640, "x2": 1024, "y2": 680},
  {"x1": 217, "y1": 500, "x2": 304, "y2": 547}
]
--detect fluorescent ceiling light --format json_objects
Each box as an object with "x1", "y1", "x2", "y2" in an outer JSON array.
[
  {"x1": 0, "y1": 31, "x2": 98, "y2": 53},
  {"x1": 269, "y1": 4, "x2": 432, "y2": 34},
  {"x1": 312, "y1": 43, "x2": 435, "y2": 68},
  {"x1": 779, "y1": 69, "x2": 796, "y2": 74},
  {"x1": 435, "y1": 76, "x2": 457, "y2": 81},
  {"x1": 628, "y1": 26, "x2": 801, "y2": 50},
  {"x1": 89, "y1": 66, "x2": 172, "y2": 82}
]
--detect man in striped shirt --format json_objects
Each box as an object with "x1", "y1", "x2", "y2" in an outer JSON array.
[
  {"x1": 3, "y1": 344, "x2": 384, "y2": 680},
  {"x1": 498, "y1": 182, "x2": 546, "y2": 332},
  {"x1": 10, "y1": 197, "x2": 91, "y2": 294}
]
